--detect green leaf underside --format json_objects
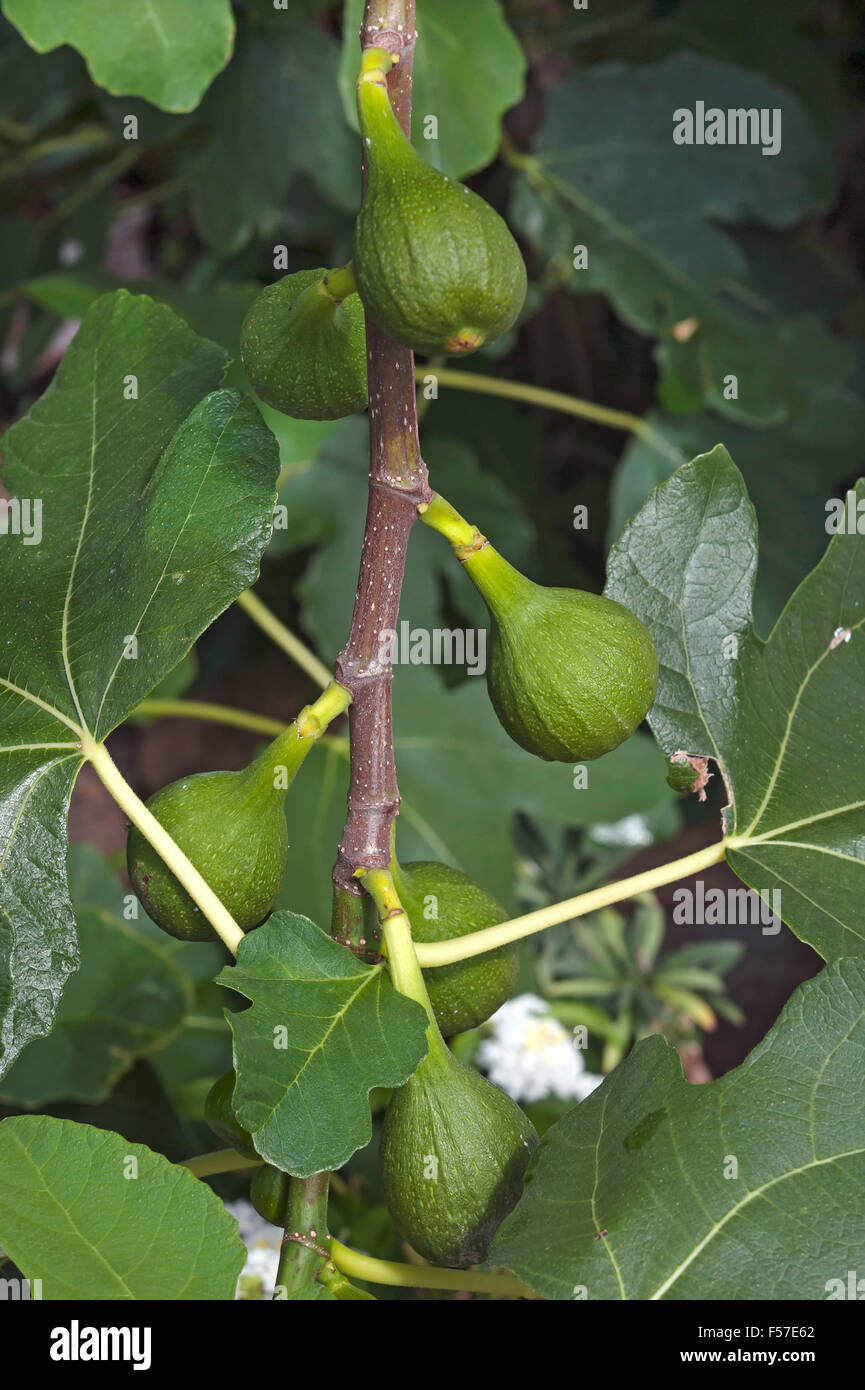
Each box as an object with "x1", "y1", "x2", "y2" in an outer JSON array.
[
  {"x1": 607, "y1": 389, "x2": 865, "y2": 635},
  {"x1": 50, "y1": 843, "x2": 228, "y2": 1104},
  {"x1": 0, "y1": 290, "x2": 279, "y2": 1075},
  {"x1": 0, "y1": 879, "x2": 192, "y2": 1106},
  {"x1": 218, "y1": 913, "x2": 429, "y2": 1177},
  {"x1": 649, "y1": 0, "x2": 847, "y2": 136},
  {"x1": 192, "y1": 24, "x2": 358, "y2": 255},
  {"x1": 605, "y1": 445, "x2": 865, "y2": 960},
  {"x1": 489, "y1": 957, "x2": 865, "y2": 1300},
  {"x1": 0, "y1": 1115, "x2": 245, "y2": 1298},
  {"x1": 2, "y1": 0, "x2": 235, "y2": 113},
  {"x1": 513, "y1": 53, "x2": 844, "y2": 424}
]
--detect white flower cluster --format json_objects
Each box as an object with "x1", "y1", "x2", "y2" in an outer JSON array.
[
  {"x1": 590, "y1": 813, "x2": 653, "y2": 848},
  {"x1": 476, "y1": 994, "x2": 604, "y2": 1104},
  {"x1": 226, "y1": 1198, "x2": 281, "y2": 1300}
]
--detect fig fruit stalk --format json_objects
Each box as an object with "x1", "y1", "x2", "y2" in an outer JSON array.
[
  {"x1": 363, "y1": 867, "x2": 537, "y2": 1269},
  {"x1": 387, "y1": 848, "x2": 517, "y2": 1037},
  {"x1": 419, "y1": 492, "x2": 659, "y2": 763}
]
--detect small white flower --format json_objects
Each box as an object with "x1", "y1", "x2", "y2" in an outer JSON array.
[
  {"x1": 226, "y1": 1198, "x2": 281, "y2": 1299},
  {"x1": 476, "y1": 994, "x2": 604, "y2": 1104},
  {"x1": 590, "y1": 814, "x2": 653, "y2": 848},
  {"x1": 58, "y1": 237, "x2": 85, "y2": 267}
]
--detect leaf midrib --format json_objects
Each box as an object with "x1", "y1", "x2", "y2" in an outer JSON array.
[
  {"x1": 538, "y1": 165, "x2": 744, "y2": 322},
  {"x1": 742, "y1": 600, "x2": 865, "y2": 838},
  {"x1": 652, "y1": 982, "x2": 865, "y2": 1299},
  {"x1": 0, "y1": 677, "x2": 83, "y2": 735},
  {"x1": 0, "y1": 754, "x2": 82, "y2": 878},
  {"x1": 59, "y1": 324, "x2": 100, "y2": 730},
  {"x1": 252, "y1": 969, "x2": 383, "y2": 1129},
  {"x1": 92, "y1": 395, "x2": 241, "y2": 735},
  {"x1": 1, "y1": 1126, "x2": 136, "y2": 1298},
  {"x1": 650, "y1": 1143, "x2": 865, "y2": 1300},
  {"x1": 731, "y1": 797, "x2": 865, "y2": 849}
]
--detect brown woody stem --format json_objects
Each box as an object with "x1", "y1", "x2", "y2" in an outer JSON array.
[{"x1": 332, "y1": 0, "x2": 430, "y2": 903}]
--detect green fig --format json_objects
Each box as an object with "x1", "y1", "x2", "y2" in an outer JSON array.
[
  {"x1": 353, "y1": 58, "x2": 526, "y2": 356},
  {"x1": 250, "y1": 1163, "x2": 290, "y2": 1226},
  {"x1": 463, "y1": 542, "x2": 659, "y2": 762},
  {"x1": 205, "y1": 1070, "x2": 259, "y2": 1160},
  {"x1": 240, "y1": 267, "x2": 367, "y2": 420},
  {"x1": 380, "y1": 1040, "x2": 538, "y2": 1268},
  {"x1": 388, "y1": 858, "x2": 517, "y2": 1037},
  {"x1": 126, "y1": 740, "x2": 291, "y2": 943},
  {"x1": 127, "y1": 685, "x2": 348, "y2": 941},
  {"x1": 667, "y1": 754, "x2": 699, "y2": 794}
]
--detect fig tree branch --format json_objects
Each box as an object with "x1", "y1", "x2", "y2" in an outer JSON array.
[
  {"x1": 332, "y1": 0, "x2": 430, "y2": 905},
  {"x1": 277, "y1": 4, "x2": 424, "y2": 1301}
]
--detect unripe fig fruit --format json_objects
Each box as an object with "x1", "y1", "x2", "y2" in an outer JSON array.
[
  {"x1": 389, "y1": 859, "x2": 517, "y2": 1037},
  {"x1": 463, "y1": 543, "x2": 658, "y2": 762},
  {"x1": 667, "y1": 754, "x2": 699, "y2": 794},
  {"x1": 205, "y1": 1070, "x2": 259, "y2": 1160},
  {"x1": 250, "y1": 1163, "x2": 290, "y2": 1226},
  {"x1": 353, "y1": 62, "x2": 526, "y2": 356},
  {"x1": 126, "y1": 742, "x2": 290, "y2": 942},
  {"x1": 380, "y1": 1042, "x2": 538, "y2": 1268},
  {"x1": 240, "y1": 268, "x2": 367, "y2": 420}
]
